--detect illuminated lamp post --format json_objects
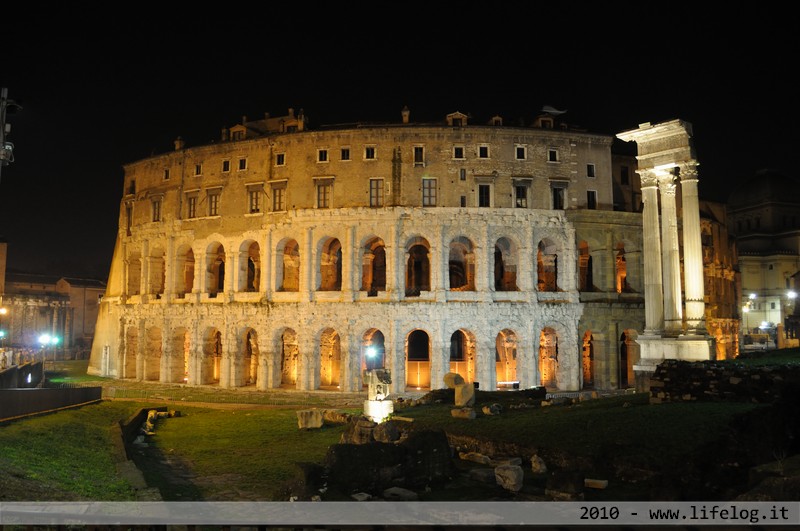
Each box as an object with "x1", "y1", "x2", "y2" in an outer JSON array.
[{"x1": 39, "y1": 333, "x2": 60, "y2": 368}]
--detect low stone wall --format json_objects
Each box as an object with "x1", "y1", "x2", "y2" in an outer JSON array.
[
  {"x1": 0, "y1": 362, "x2": 44, "y2": 389},
  {"x1": 649, "y1": 359, "x2": 800, "y2": 404},
  {"x1": 0, "y1": 386, "x2": 102, "y2": 421}
]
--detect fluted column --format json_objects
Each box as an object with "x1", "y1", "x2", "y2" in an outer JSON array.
[
  {"x1": 640, "y1": 171, "x2": 664, "y2": 334},
  {"x1": 680, "y1": 162, "x2": 707, "y2": 334},
  {"x1": 658, "y1": 173, "x2": 683, "y2": 335}
]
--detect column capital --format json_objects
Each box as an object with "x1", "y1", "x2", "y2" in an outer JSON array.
[
  {"x1": 678, "y1": 161, "x2": 700, "y2": 182},
  {"x1": 638, "y1": 169, "x2": 658, "y2": 188},
  {"x1": 658, "y1": 175, "x2": 677, "y2": 196}
]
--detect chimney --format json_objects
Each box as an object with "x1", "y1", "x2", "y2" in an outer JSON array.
[
  {"x1": 402, "y1": 106, "x2": 410, "y2": 124},
  {"x1": 174, "y1": 136, "x2": 185, "y2": 151},
  {"x1": 242, "y1": 115, "x2": 248, "y2": 125},
  {"x1": 288, "y1": 108, "x2": 295, "y2": 119}
]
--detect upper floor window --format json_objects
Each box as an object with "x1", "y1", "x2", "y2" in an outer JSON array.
[
  {"x1": 414, "y1": 146, "x2": 425, "y2": 167},
  {"x1": 316, "y1": 179, "x2": 333, "y2": 208},
  {"x1": 152, "y1": 198, "x2": 162, "y2": 222},
  {"x1": 587, "y1": 190, "x2": 597, "y2": 210},
  {"x1": 621, "y1": 165, "x2": 630, "y2": 185},
  {"x1": 515, "y1": 145, "x2": 526, "y2": 160},
  {"x1": 187, "y1": 195, "x2": 197, "y2": 219},
  {"x1": 208, "y1": 190, "x2": 220, "y2": 216},
  {"x1": 364, "y1": 146, "x2": 376, "y2": 160},
  {"x1": 163, "y1": 169, "x2": 170, "y2": 180},
  {"x1": 231, "y1": 130, "x2": 244, "y2": 141},
  {"x1": 552, "y1": 185, "x2": 565, "y2": 210},
  {"x1": 370, "y1": 179, "x2": 384, "y2": 207},
  {"x1": 194, "y1": 163, "x2": 203, "y2": 176},
  {"x1": 460, "y1": 168, "x2": 466, "y2": 181},
  {"x1": 238, "y1": 158, "x2": 247, "y2": 171},
  {"x1": 515, "y1": 184, "x2": 528, "y2": 208},
  {"x1": 272, "y1": 184, "x2": 286, "y2": 212},
  {"x1": 478, "y1": 184, "x2": 491, "y2": 207},
  {"x1": 453, "y1": 146, "x2": 465, "y2": 159},
  {"x1": 317, "y1": 149, "x2": 328, "y2": 163},
  {"x1": 548, "y1": 149, "x2": 559, "y2": 162},
  {"x1": 275, "y1": 153, "x2": 286, "y2": 166},
  {"x1": 340, "y1": 147, "x2": 350, "y2": 161},
  {"x1": 222, "y1": 160, "x2": 231, "y2": 173},
  {"x1": 422, "y1": 178, "x2": 437, "y2": 207},
  {"x1": 587, "y1": 163, "x2": 596, "y2": 178},
  {"x1": 478, "y1": 145, "x2": 490, "y2": 159},
  {"x1": 247, "y1": 187, "x2": 261, "y2": 213}
]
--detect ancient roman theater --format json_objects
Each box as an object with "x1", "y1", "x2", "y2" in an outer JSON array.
[{"x1": 89, "y1": 107, "x2": 669, "y2": 394}]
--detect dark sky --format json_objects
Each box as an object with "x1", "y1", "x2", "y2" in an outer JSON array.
[{"x1": 1, "y1": 6, "x2": 796, "y2": 279}]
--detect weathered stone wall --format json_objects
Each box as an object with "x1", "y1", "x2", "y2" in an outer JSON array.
[{"x1": 649, "y1": 359, "x2": 800, "y2": 403}]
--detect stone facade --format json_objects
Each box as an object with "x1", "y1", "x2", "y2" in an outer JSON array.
[{"x1": 88, "y1": 108, "x2": 650, "y2": 392}]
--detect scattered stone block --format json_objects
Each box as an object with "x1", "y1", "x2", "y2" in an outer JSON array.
[
  {"x1": 454, "y1": 383, "x2": 475, "y2": 407},
  {"x1": 482, "y1": 403, "x2": 502, "y2": 415},
  {"x1": 530, "y1": 454, "x2": 548, "y2": 474},
  {"x1": 443, "y1": 372, "x2": 465, "y2": 389},
  {"x1": 351, "y1": 492, "x2": 372, "y2": 501},
  {"x1": 459, "y1": 451, "x2": 491, "y2": 464},
  {"x1": 374, "y1": 420, "x2": 400, "y2": 443},
  {"x1": 383, "y1": 486, "x2": 418, "y2": 501},
  {"x1": 495, "y1": 465, "x2": 524, "y2": 492},
  {"x1": 584, "y1": 478, "x2": 608, "y2": 489},
  {"x1": 468, "y1": 467, "x2": 497, "y2": 484},
  {"x1": 296, "y1": 409, "x2": 325, "y2": 429},
  {"x1": 451, "y1": 407, "x2": 475, "y2": 419}
]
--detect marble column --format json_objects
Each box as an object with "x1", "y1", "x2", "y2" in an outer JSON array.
[
  {"x1": 658, "y1": 173, "x2": 683, "y2": 335},
  {"x1": 640, "y1": 171, "x2": 664, "y2": 335},
  {"x1": 680, "y1": 162, "x2": 707, "y2": 334}
]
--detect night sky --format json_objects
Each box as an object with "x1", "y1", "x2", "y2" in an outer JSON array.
[{"x1": 1, "y1": 6, "x2": 795, "y2": 279}]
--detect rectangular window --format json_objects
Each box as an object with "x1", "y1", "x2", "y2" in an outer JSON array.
[
  {"x1": 272, "y1": 186, "x2": 286, "y2": 211},
  {"x1": 317, "y1": 181, "x2": 332, "y2": 208},
  {"x1": 208, "y1": 191, "x2": 220, "y2": 216},
  {"x1": 453, "y1": 146, "x2": 465, "y2": 159},
  {"x1": 460, "y1": 168, "x2": 466, "y2": 181},
  {"x1": 187, "y1": 196, "x2": 197, "y2": 218},
  {"x1": 125, "y1": 204, "x2": 132, "y2": 235},
  {"x1": 317, "y1": 149, "x2": 328, "y2": 163},
  {"x1": 515, "y1": 185, "x2": 528, "y2": 208},
  {"x1": 460, "y1": 196, "x2": 466, "y2": 207},
  {"x1": 238, "y1": 158, "x2": 247, "y2": 170},
  {"x1": 478, "y1": 145, "x2": 490, "y2": 159},
  {"x1": 369, "y1": 179, "x2": 384, "y2": 207},
  {"x1": 248, "y1": 190, "x2": 260, "y2": 213},
  {"x1": 771, "y1": 302, "x2": 776, "y2": 310},
  {"x1": 552, "y1": 186, "x2": 565, "y2": 209},
  {"x1": 195, "y1": 163, "x2": 203, "y2": 176},
  {"x1": 515, "y1": 146, "x2": 526, "y2": 160},
  {"x1": 414, "y1": 146, "x2": 424, "y2": 166},
  {"x1": 587, "y1": 163, "x2": 596, "y2": 178},
  {"x1": 364, "y1": 146, "x2": 376, "y2": 160},
  {"x1": 163, "y1": 169, "x2": 170, "y2": 180},
  {"x1": 587, "y1": 190, "x2": 597, "y2": 210},
  {"x1": 152, "y1": 199, "x2": 162, "y2": 222},
  {"x1": 548, "y1": 149, "x2": 558, "y2": 162},
  {"x1": 222, "y1": 160, "x2": 230, "y2": 173},
  {"x1": 422, "y1": 178, "x2": 436, "y2": 207},
  {"x1": 478, "y1": 184, "x2": 491, "y2": 207},
  {"x1": 275, "y1": 153, "x2": 285, "y2": 166},
  {"x1": 621, "y1": 165, "x2": 630, "y2": 185},
  {"x1": 340, "y1": 147, "x2": 350, "y2": 161}
]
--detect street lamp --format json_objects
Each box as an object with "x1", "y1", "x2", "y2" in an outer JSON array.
[{"x1": 39, "y1": 333, "x2": 59, "y2": 368}]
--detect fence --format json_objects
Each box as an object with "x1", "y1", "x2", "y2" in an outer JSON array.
[{"x1": 0, "y1": 386, "x2": 103, "y2": 422}]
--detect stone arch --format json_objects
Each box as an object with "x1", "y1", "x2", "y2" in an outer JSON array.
[
  {"x1": 615, "y1": 243, "x2": 630, "y2": 293},
  {"x1": 148, "y1": 245, "x2": 166, "y2": 298},
  {"x1": 123, "y1": 326, "x2": 138, "y2": 379},
  {"x1": 449, "y1": 329, "x2": 476, "y2": 383},
  {"x1": 361, "y1": 236, "x2": 387, "y2": 296},
  {"x1": 578, "y1": 241, "x2": 595, "y2": 292},
  {"x1": 448, "y1": 236, "x2": 475, "y2": 291},
  {"x1": 318, "y1": 237, "x2": 343, "y2": 291},
  {"x1": 126, "y1": 250, "x2": 142, "y2": 295},
  {"x1": 582, "y1": 330, "x2": 594, "y2": 388},
  {"x1": 619, "y1": 329, "x2": 639, "y2": 389},
  {"x1": 538, "y1": 326, "x2": 559, "y2": 388},
  {"x1": 279, "y1": 328, "x2": 299, "y2": 387},
  {"x1": 168, "y1": 327, "x2": 190, "y2": 383},
  {"x1": 144, "y1": 327, "x2": 162, "y2": 381},
  {"x1": 616, "y1": 238, "x2": 641, "y2": 292},
  {"x1": 319, "y1": 328, "x2": 341, "y2": 388},
  {"x1": 277, "y1": 238, "x2": 300, "y2": 292},
  {"x1": 206, "y1": 242, "x2": 226, "y2": 297},
  {"x1": 537, "y1": 238, "x2": 560, "y2": 291},
  {"x1": 405, "y1": 237, "x2": 431, "y2": 296},
  {"x1": 239, "y1": 240, "x2": 261, "y2": 292},
  {"x1": 201, "y1": 327, "x2": 223, "y2": 384},
  {"x1": 362, "y1": 328, "x2": 386, "y2": 373},
  {"x1": 494, "y1": 237, "x2": 519, "y2": 291},
  {"x1": 240, "y1": 327, "x2": 259, "y2": 386},
  {"x1": 406, "y1": 329, "x2": 431, "y2": 389},
  {"x1": 173, "y1": 244, "x2": 195, "y2": 298},
  {"x1": 496, "y1": 329, "x2": 518, "y2": 387}
]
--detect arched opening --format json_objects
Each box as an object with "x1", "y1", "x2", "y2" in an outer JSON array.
[
  {"x1": 278, "y1": 239, "x2": 300, "y2": 292},
  {"x1": 207, "y1": 243, "x2": 226, "y2": 298},
  {"x1": 169, "y1": 327, "x2": 190, "y2": 383},
  {"x1": 280, "y1": 329, "x2": 298, "y2": 387},
  {"x1": 406, "y1": 240, "x2": 430, "y2": 296},
  {"x1": 496, "y1": 329, "x2": 518, "y2": 388},
  {"x1": 242, "y1": 241, "x2": 260, "y2": 292},
  {"x1": 319, "y1": 238, "x2": 343, "y2": 291},
  {"x1": 202, "y1": 328, "x2": 222, "y2": 384},
  {"x1": 615, "y1": 244, "x2": 629, "y2": 293},
  {"x1": 494, "y1": 238, "x2": 518, "y2": 291},
  {"x1": 243, "y1": 329, "x2": 259, "y2": 386},
  {"x1": 406, "y1": 330, "x2": 430, "y2": 389},
  {"x1": 174, "y1": 245, "x2": 195, "y2": 298},
  {"x1": 361, "y1": 237, "x2": 386, "y2": 296},
  {"x1": 448, "y1": 237, "x2": 475, "y2": 291},
  {"x1": 449, "y1": 329, "x2": 475, "y2": 383},
  {"x1": 362, "y1": 329, "x2": 386, "y2": 375},
  {"x1": 537, "y1": 239, "x2": 558, "y2": 291},
  {"x1": 149, "y1": 246, "x2": 166, "y2": 298},
  {"x1": 319, "y1": 328, "x2": 341, "y2": 388},
  {"x1": 578, "y1": 241, "x2": 595, "y2": 292},
  {"x1": 539, "y1": 327, "x2": 558, "y2": 388},
  {"x1": 127, "y1": 251, "x2": 141, "y2": 295},
  {"x1": 144, "y1": 327, "x2": 162, "y2": 381},
  {"x1": 619, "y1": 330, "x2": 639, "y2": 388},
  {"x1": 124, "y1": 326, "x2": 138, "y2": 379},
  {"x1": 582, "y1": 331, "x2": 594, "y2": 388}
]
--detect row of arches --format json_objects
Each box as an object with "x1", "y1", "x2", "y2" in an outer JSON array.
[{"x1": 119, "y1": 324, "x2": 641, "y2": 391}]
